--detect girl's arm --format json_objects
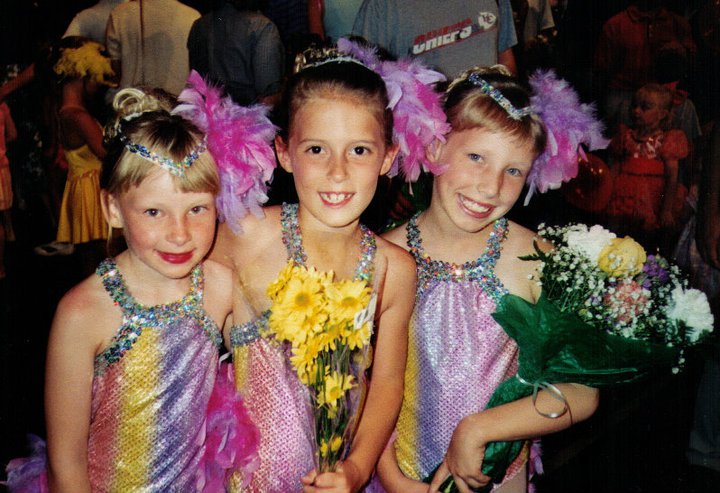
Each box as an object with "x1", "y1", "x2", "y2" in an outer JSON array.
[
  {"x1": 45, "y1": 282, "x2": 106, "y2": 493},
  {"x1": 302, "y1": 247, "x2": 417, "y2": 492},
  {"x1": 376, "y1": 442, "x2": 429, "y2": 493},
  {"x1": 75, "y1": 110, "x2": 106, "y2": 158},
  {"x1": 429, "y1": 383, "x2": 599, "y2": 492},
  {"x1": 1, "y1": 103, "x2": 17, "y2": 142},
  {"x1": 60, "y1": 108, "x2": 106, "y2": 159}
]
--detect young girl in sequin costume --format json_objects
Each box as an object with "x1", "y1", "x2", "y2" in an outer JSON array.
[
  {"x1": 380, "y1": 66, "x2": 601, "y2": 493},
  {"x1": 43, "y1": 87, "x2": 234, "y2": 492},
  {"x1": 209, "y1": 41, "x2": 452, "y2": 492}
]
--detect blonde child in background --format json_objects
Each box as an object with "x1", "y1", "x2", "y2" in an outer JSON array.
[
  {"x1": 43, "y1": 87, "x2": 234, "y2": 492},
  {"x1": 208, "y1": 40, "x2": 448, "y2": 492},
  {"x1": 0, "y1": 100, "x2": 17, "y2": 280},
  {"x1": 604, "y1": 83, "x2": 689, "y2": 252},
  {"x1": 379, "y1": 66, "x2": 600, "y2": 493}
]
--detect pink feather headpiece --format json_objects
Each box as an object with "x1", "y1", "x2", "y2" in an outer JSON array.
[
  {"x1": 334, "y1": 38, "x2": 450, "y2": 182},
  {"x1": 525, "y1": 70, "x2": 609, "y2": 204},
  {"x1": 174, "y1": 71, "x2": 278, "y2": 233}
]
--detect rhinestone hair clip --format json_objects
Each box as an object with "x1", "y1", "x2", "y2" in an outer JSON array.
[
  {"x1": 294, "y1": 46, "x2": 366, "y2": 73},
  {"x1": 119, "y1": 134, "x2": 208, "y2": 177},
  {"x1": 467, "y1": 72, "x2": 533, "y2": 121}
]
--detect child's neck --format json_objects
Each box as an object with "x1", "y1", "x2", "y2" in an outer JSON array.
[
  {"x1": 634, "y1": 124, "x2": 662, "y2": 139},
  {"x1": 296, "y1": 212, "x2": 364, "y2": 280},
  {"x1": 115, "y1": 253, "x2": 195, "y2": 306},
  {"x1": 418, "y1": 208, "x2": 498, "y2": 265}
]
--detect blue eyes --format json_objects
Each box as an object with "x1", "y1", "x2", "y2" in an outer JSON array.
[
  {"x1": 145, "y1": 208, "x2": 160, "y2": 217},
  {"x1": 507, "y1": 168, "x2": 523, "y2": 177},
  {"x1": 467, "y1": 153, "x2": 525, "y2": 177}
]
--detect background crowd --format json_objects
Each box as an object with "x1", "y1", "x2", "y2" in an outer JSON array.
[{"x1": 0, "y1": 0, "x2": 719, "y2": 491}]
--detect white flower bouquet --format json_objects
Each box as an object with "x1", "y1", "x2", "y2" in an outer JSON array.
[{"x1": 435, "y1": 223, "x2": 713, "y2": 492}]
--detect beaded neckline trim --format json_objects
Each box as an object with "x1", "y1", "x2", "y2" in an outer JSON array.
[
  {"x1": 280, "y1": 203, "x2": 376, "y2": 283},
  {"x1": 94, "y1": 258, "x2": 222, "y2": 373},
  {"x1": 230, "y1": 204, "x2": 377, "y2": 347},
  {"x1": 406, "y1": 213, "x2": 509, "y2": 300}
]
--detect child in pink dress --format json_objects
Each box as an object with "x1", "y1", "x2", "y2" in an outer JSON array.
[{"x1": 605, "y1": 83, "x2": 688, "y2": 250}]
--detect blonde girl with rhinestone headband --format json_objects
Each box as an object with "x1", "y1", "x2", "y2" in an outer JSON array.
[
  {"x1": 380, "y1": 66, "x2": 604, "y2": 493},
  {"x1": 38, "y1": 86, "x2": 241, "y2": 492},
  {"x1": 203, "y1": 38, "x2": 448, "y2": 492}
]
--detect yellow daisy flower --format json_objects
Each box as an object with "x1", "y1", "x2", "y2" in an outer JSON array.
[
  {"x1": 344, "y1": 321, "x2": 372, "y2": 351},
  {"x1": 318, "y1": 371, "x2": 355, "y2": 409},
  {"x1": 325, "y1": 279, "x2": 371, "y2": 322}
]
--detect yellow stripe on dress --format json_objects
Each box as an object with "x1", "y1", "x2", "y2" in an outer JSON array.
[
  {"x1": 395, "y1": 321, "x2": 422, "y2": 479},
  {"x1": 114, "y1": 329, "x2": 161, "y2": 489}
]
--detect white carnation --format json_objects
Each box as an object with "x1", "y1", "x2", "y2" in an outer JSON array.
[
  {"x1": 666, "y1": 286, "x2": 714, "y2": 342},
  {"x1": 566, "y1": 225, "x2": 616, "y2": 263}
]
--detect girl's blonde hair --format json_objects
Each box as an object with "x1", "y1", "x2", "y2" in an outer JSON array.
[
  {"x1": 445, "y1": 65, "x2": 547, "y2": 157},
  {"x1": 102, "y1": 88, "x2": 220, "y2": 196}
]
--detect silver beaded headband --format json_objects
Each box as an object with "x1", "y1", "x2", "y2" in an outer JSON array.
[
  {"x1": 467, "y1": 72, "x2": 533, "y2": 121},
  {"x1": 119, "y1": 134, "x2": 208, "y2": 177}
]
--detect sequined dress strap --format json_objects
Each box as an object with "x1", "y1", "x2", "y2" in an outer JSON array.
[
  {"x1": 231, "y1": 204, "x2": 377, "y2": 347},
  {"x1": 95, "y1": 258, "x2": 222, "y2": 373},
  {"x1": 280, "y1": 203, "x2": 376, "y2": 282},
  {"x1": 406, "y1": 213, "x2": 509, "y2": 302}
]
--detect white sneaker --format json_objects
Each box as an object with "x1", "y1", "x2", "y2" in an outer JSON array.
[{"x1": 34, "y1": 241, "x2": 75, "y2": 256}]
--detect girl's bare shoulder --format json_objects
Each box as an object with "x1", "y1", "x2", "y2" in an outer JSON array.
[
  {"x1": 52, "y1": 272, "x2": 120, "y2": 352},
  {"x1": 380, "y1": 222, "x2": 409, "y2": 251},
  {"x1": 211, "y1": 205, "x2": 283, "y2": 267},
  {"x1": 375, "y1": 234, "x2": 416, "y2": 280},
  {"x1": 503, "y1": 220, "x2": 550, "y2": 258}
]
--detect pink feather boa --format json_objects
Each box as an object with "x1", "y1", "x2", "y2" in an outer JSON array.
[
  {"x1": 174, "y1": 71, "x2": 278, "y2": 233},
  {"x1": 337, "y1": 38, "x2": 450, "y2": 182},
  {"x1": 196, "y1": 359, "x2": 260, "y2": 492},
  {"x1": 2, "y1": 435, "x2": 48, "y2": 493}
]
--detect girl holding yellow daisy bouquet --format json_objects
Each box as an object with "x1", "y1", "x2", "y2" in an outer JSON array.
[{"x1": 209, "y1": 38, "x2": 447, "y2": 492}]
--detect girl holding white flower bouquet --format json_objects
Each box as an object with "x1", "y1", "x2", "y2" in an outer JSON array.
[
  {"x1": 208, "y1": 39, "x2": 448, "y2": 492},
  {"x1": 381, "y1": 66, "x2": 608, "y2": 493}
]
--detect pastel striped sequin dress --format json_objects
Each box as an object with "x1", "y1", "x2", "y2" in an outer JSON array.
[
  {"x1": 88, "y1": 259, "x2": 223, "y2": 492},
  {"x1": 229, "y1": 203, "x2": 375, "y2": 493},
  {"x1": 394, "y1": 215, "x2": 527, "y2": 485}
]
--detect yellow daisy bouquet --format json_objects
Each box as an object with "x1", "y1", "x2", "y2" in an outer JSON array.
[{"x1": 266, "y1": 261, "x2": 376, "y2": 472}]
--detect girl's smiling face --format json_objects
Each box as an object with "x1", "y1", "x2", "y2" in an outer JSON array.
[
  {"x1": 275, "y1": 94, "x2": 397, "y2": 232},
  {"x1": 428, "y1": 127, "x2": 536, "y2": 234},
  {"x1": 105, "y1": 168, "x2": 217, "y2": 282}
]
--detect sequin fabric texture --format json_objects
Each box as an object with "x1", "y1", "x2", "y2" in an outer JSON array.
[
  {"x1": 229, "y1": 203, "x2": 375, "y2": 492},
  {"x1": 88, "y1": 259, "x2": 222, "y2": 492},
  {"x1": 394, "y1": 214, "x2": 525, "y2": 484}
]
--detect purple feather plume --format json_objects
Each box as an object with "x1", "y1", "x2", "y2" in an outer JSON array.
[
  {"x1": 337, "y1": 38, "x2": 449, "y2": 182},
  {"x1": 174, "y1": 71, "x2": 277, "y2": 233},
  {"x1": 525, "y1": 70, "x2": 609, "y2": 204},
  {"x1": 2, "y1": 435, "x2": 49, "y2": 493}
]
